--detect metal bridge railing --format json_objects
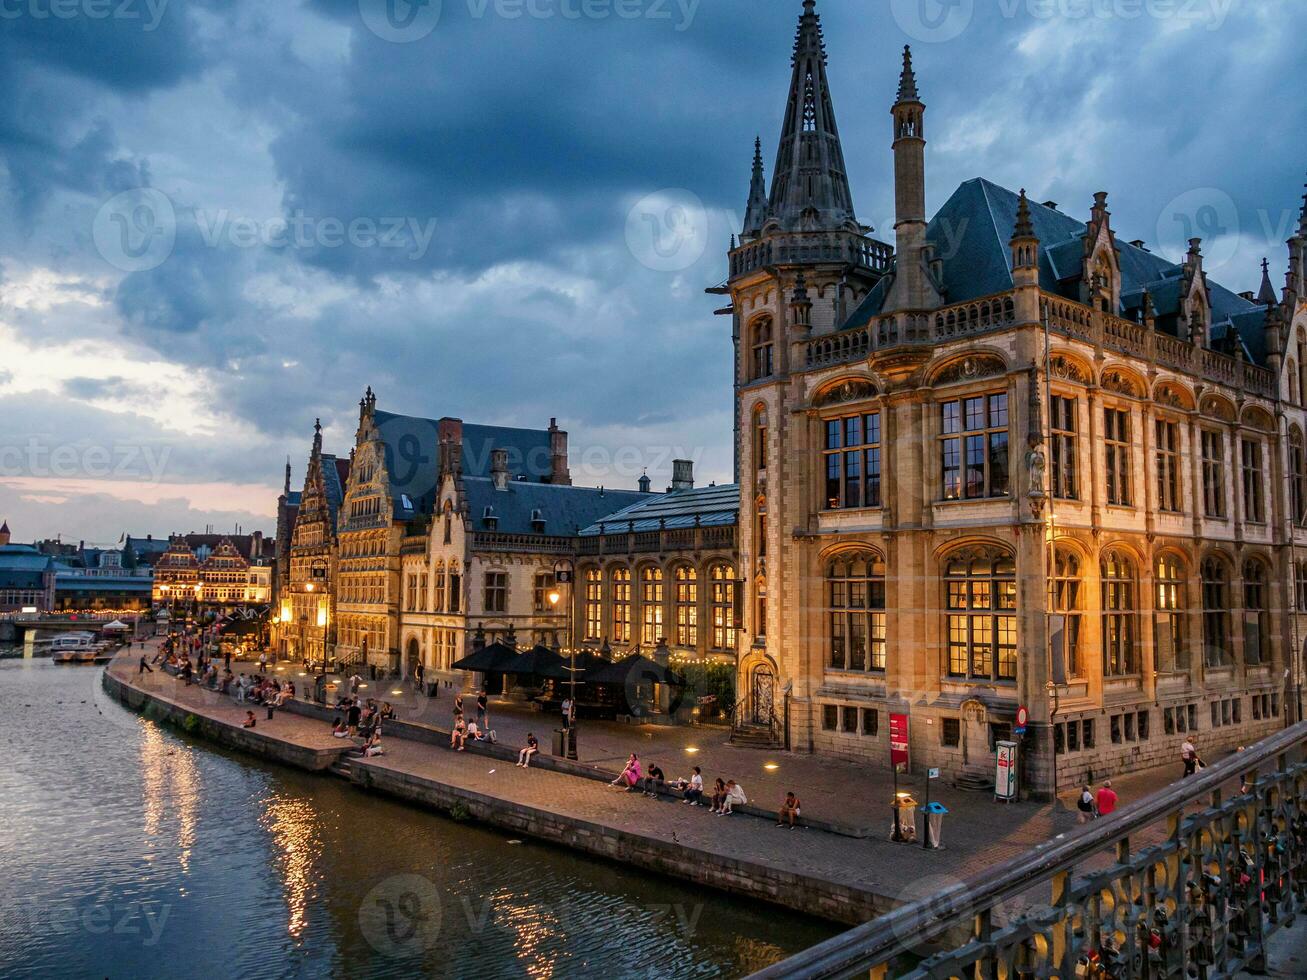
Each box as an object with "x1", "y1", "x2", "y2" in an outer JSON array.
[{"x1": 751, "y1": 720, "x2": 1307, "y2": 979}]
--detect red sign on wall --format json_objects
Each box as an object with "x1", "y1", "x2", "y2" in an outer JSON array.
[{"x1": 889, "y1": 712, "x2": 910, "y2": 769}]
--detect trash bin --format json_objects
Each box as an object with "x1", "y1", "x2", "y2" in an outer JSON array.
[
  {"x1": 891, "y1": 792, "x2": 918, "y2": 842},
  {"x1": 552, "y1": 729, "x2": 567, "y2": 756},
  {"x1": 920, "y1": 802, "x2": 948, "y2": 849},
  {"x1": 426, "y1": 681, "x2": 439, "y2": 698}
]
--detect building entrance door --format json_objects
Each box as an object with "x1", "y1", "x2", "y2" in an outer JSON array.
[
  {"x1": 962, "y1": 700, "x2": 989, "y2": 770},
  {"x1": 751, "y1": 665, "x2": 775, "y2": 724}
]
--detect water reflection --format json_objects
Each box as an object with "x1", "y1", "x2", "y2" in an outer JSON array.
[
  {"x1": 258, "y1": 793, "x2": 322, "y2": 939},
  {"x1": 0, "y1": 659, "x2": 836, "y2": 979}
]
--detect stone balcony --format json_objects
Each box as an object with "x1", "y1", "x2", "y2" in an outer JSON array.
[
  {"x1": 804, "y1": 290, "x2": 1277, "y2": 400},
  {"x1": 730, "y1": 230, "x2": 892, "y2": 281}
]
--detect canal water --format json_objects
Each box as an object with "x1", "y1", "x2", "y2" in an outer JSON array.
[{"x1": 0, "y1": 656, "x2": 835, "y2": 979}]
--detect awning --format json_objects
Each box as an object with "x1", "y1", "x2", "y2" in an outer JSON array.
[
  {"x1": 450, "y1": 642, "x2": 520, "y2": 673},
  {"x1": 586, "y1": 653, "x2": 685, "y2": 687},
  {"x1": 503, "y1": 644, "x2": 569, "y2": 679}
]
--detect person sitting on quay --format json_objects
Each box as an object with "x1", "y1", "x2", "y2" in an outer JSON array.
[
  {"x1": 470, "y1": 721, "x2": 497, "y2": 745},
  {"x1": 517, "y1": 732, "x2": 539, "y2": 768},
  {"x1": 380, "y1": 701, "x2": 396, "y2": 721},
  {"x1": 777, "y1": 791, "x2": 801, "y2": 829},
  {"x1": 450, "y1": 717, "x2": 468, "y2": 751},
  {"x1": 242, "y1": 711, "x2": 257, "y2": 729},
  {"x1": 609, "y1": 754, "x2": 642, "y2": 791},
  {"x1": 331, "y1": 715, "x2": 349, "y2": 738},
  {"x1": 717, "y1": 780, "x2": 747, "y2": 816},
  {"x1": 674, "y1": 767, "x2": 704, "y2": 805},
  {"x1": 709, "y1": 778, "x2": 728, "y2": 813},
  {"x1": 642, "y1": 763, "x2": 666, "y2": 799}
]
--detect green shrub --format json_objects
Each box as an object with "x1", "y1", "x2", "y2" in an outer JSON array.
[{"x1": 448, "y1": 800, "x2": 470, "y2": 822}]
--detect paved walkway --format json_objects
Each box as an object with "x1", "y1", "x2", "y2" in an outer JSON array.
[{"x1": 123, "y1": 646, "x2": 1252, "y2": 911}]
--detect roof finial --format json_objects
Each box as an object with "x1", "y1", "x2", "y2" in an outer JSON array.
[
  {"x1": 896, "y1": 45, "x2": 919, "y2": 103},
  {"x1": 1012, "y1": 188, "x2": 1035, "y2": 241},
  {"x1": 1257, "y1": 257, "x2": 1278, "y2": 306}
]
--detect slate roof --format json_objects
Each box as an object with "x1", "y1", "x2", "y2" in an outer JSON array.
[
  {"x1": 0, "y1": 545, "x2": 55, "y2": 589},
  {"x1": 286, "y1": 491, "x2": 302, "y2": 507},
  {"x1": 372, "y1": 411, "x2": 555, "y2": 521},
  {"x1": 843, "y1": 177, "x2": 1273, "y2": 364},
  {"x1": 579, "y1": 484, "x2": 740, "y2": 536},
  {"x1": 464, "y1": 478, "x2": 648, "y2": 537},
  {"x1": 54, "y1": 575, "x2": 152, "y2": 593},
  {"x1": 318, "y1": 453, "x2": 350, "y2": 525}
]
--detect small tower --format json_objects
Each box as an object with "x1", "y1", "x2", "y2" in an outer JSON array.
[
  {"x1": 283, "y1": 457, "x2": 292, "y2": 495},
  {"x1": 789, "y1": 271, "x2": 813, "y2": 328},
  {"x1": 1180, "y1": 238, "x2": 1209, "y2": 346},
  {"x1": 883, "y1": 45, "x2": 941, "y2": 312},
  {"x1": 0, "y1": 520, "x2": 9, "y2": 547},
  {"x1": 742, "y1": 137, "x2": 769, "y2": 240},
  {"x1": 638, "y1": 470, "x2": 652, "y2": 494},
  {"x1": 1009, "y1": 190, "x2": 1041, "y2": 322}
]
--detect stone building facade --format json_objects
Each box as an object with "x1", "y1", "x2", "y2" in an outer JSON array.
[
  {"x1": 151, "y1": 533, "x2": 273, "y2": 612},
  {"x1": 714, "y1": 1, "x2": 1307, "y2": 794}
]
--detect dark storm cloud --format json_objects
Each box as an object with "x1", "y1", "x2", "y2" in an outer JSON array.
[{"x1": 1, "y1": 0, "x2": 1305, "y2": 538}]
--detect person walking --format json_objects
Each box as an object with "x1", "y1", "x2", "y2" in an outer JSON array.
[
  {"x1": 1076, "y1": 784, "x2": 1096, "y2": 823},
  {"x1": 561, "y1": 696, "x2": 573, "y2": 731},
  {"x1": 1096, "y1": 780, "x2": 1118, "y2": 817},
  {"x1": 415, "y1": 660, "x2": 425, "y2": 694},
  {"x1": 138, "y1": 654, "x2": 153, "y2": 674},
  {"x1": 476, "y1": 691, "x2": 488, "y2": 730},
  {"x1": 1181, "y1": 737, "x2": 1198, "y2": 778}
]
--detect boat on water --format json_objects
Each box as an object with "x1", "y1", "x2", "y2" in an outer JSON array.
[{"x1": 48, "y1": 632, "x2": 116, "y2": 665}]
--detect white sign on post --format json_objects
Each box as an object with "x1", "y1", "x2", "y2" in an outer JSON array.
[
  {"x1": 995, "y1": 741, "x2": 1018, "y2": 802},
  {"x1": 928, "y1": 767, "x2": 940, "y2": 780}
]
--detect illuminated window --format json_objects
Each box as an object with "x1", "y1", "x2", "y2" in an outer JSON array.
[
  {"x1": 611, "y1": 567, "x2": 632, "y2": 644},
  {"x1": 640, "y1": 566, "x2": 664, "y2": 645},
  {"x1": 674, "y1": 566, "x2": 698, "y2": 647},
  {"x1": 709, "y1": 564, "x2": 737, "y2": 651},
  {"x1": 1101, "y1": 550, "x2": 1137, "y2": 676},
  {"x1": 827, "y1": 551, "x2": 886, "y2": 672},
  {"x1": 945, "y1": 554, "x2": 1016, "y2": 680}
]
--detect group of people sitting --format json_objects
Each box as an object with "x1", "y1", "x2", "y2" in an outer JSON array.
[
  {"x1": 449, "y1": 693, "x2": 497, "y2": 751},
  {"x1": 329, "y1": 696, "x2": 394, "y2": 757},
  {"x1": 604, "y1": 755, "x2": 800, "y2": 823}
]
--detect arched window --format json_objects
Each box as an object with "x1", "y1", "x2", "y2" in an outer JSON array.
[
  {"x1": 1048, "y1": 548, "x2": 1082, "y2": 679},
  {"x1": 755, "y1": 496, "x2": 767, "y2": 558},
  {"x1": 1290, "y1": 360, "x2": 1299, "y2": 405},
  {"x1": 1155, "y1": 553, "x2": 1188, "y2": 673},
  {"x1": 674, "y1": 566, "x2": 698, "y2": 647},
  {"x1": 640, "y1": 566, "x2": 664, "y2": 645},
  {"x1": 754, "y1": 573, "x2": 768, "y2": 640},
  {"x1": 945, "y1": 553, "x2": 1017, "y2": 681},
  {"x1": 750, "y1": 317, "x2": 774, "y2": 381},
  {"x1": 709, "y1": 564, "x2": 737, "y2": 651},
  {"x1": 753, "y1": 406, "x2": 768, "y2": 472},
  {"x1": 1201, "y1": 557, "x2": 1232, "y2": 667},
  {"x1": 582, "y1": 568, "x2": 602, "y2": 640},
  {"x1": 611, "y1": 567, "x2": 632, "y2": 644},
  {"x1": 1101, "y1": 550, "x2": 1138, "y2": 676},
  {"x1": 1243, "y1": 560, "x2": 1268, "y2": 666},
  {"x1": 827, "y1": 551, "x2": 886, "y2": 673},
  {"x1": 533, "y1": 571, "x2": 555, "y2": 614}
]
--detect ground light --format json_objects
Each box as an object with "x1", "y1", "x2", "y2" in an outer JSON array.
[
  {"x1": 763, "y1": 763, "x2": 779, "y2": 771},
  {"x1": 392, "y1": 689, "x2": 403, "y2": 695},
  {"x1": 685, "y1": 746, "x2": 699, "y2": 754}
]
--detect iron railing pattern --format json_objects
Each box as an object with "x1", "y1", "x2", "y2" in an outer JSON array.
[{"x1": 751, "y1": 720, "x2": 1307, "y2": 979}]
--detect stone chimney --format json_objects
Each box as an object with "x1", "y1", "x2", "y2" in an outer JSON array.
[
  {"x1": 671, "y1": 459, "x2": 694, "y2": 491},
  {"x1": 438, "y1": 417, "x2": 464, "y2": 477},
  {"x1": 548, "y1": 418, "x2": 571, "y2": 486},
  {"x1": 491, "y1": 449, "x2": 510, "y2": 490}
]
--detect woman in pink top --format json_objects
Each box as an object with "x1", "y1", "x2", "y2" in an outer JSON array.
[{"x1": 610, "y1": 753, "x2": 642, "y2": 790}]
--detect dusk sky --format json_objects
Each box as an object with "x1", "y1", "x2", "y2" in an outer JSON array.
[{"x1": 1, "y1": 0, "x2": 1303, "y2": 545}]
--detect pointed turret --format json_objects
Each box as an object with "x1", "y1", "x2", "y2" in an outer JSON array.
[
  {"x1": 742, "y1": 137, "x2": 769, "y2": 239},
  {"x1": 283, "y1": 457, "x2": 291, "y2": 495},
  {"x1": 1009, "y1": 190, "x2": 1040, "y2": 315},
  {"x1": 1257, "y1": 258, "x2": 1278, "y2": 307},
  {"x1": 789, "y1": 271, "x2": 812, "y2": 328},
  {"x1": 883, "y1": 44, "x2": 942, "y2": 313},
  {"x1": 0, "y1": 520, "x2": 9, "y2": 547},
  {"x1": 766, "y1": 0, "x2": 857, "y2": 232}
]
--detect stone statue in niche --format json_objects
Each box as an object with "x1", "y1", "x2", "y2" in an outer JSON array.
[{"x1": 1025, "y1": 444, "x2": 1047, "y2": 518}]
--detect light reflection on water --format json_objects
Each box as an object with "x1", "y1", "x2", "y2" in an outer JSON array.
[{"x1": 0, "y1": 658, "x2": 835, "y2": 979}]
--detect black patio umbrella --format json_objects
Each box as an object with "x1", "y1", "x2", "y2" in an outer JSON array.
[
  {"x1": 503, "y1": 644, "x2": 568, "y2": 680},
  {"x1": 586, "y1": 653, "x2": 684, "y2": 688},
  {"x1": 450, "y1": 641, "x2": 519, "y2": 673}
]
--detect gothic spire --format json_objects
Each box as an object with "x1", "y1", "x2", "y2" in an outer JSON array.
[
  {"x1": 1257, "y1": 257, "x2": 1278, "y2": 307},
  {"x1": 896, "y1": 45, "x2": 918, "y2": 103},
  {"x1": 283, "y1": 457, "x2": 291, "y2": 494},
  {"x1": 766, "y1": 0, "x2": 858, "y2": 232},
  {"x1": 1299, "y1": 174, "x2": 1307, "y2": 236},
  {"x1": 742, "y1": 136, "x2": 769, "y2": 238},
  {"x1": 1011, "y1": 188, "x2": 1035, "y2": 242}
]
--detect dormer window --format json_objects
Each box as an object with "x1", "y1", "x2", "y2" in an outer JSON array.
[
  {"x1": 530, "y1": 509, "x2": 546, "y2": 533},
  {"x1": 482, "y1": 506, "x2": 497, "y2": 530}
]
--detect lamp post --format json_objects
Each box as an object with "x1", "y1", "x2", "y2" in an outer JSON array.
[{"x1": 549, "y1": 557, "x2": 577, "y2": 759}]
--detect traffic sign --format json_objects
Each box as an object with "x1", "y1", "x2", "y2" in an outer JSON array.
[
  {"x1": 928, "y1": 767, "x2": 940, "y2": 780},
  {"x1": 1016, "y1": 705, "x2": 1029, "y2": 729}
]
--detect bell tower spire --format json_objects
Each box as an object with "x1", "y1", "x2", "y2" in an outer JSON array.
[
  {"x1": 766, "y1": 0, "x2": 857, "y2": 232},
  {"x1": 742, "y1": 136, "x2": 769, "y2": 240}
]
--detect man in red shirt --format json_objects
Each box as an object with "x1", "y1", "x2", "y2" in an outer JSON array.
[{"x1": 1096, "y1": 780, "x2": 1118, "y2": 816}]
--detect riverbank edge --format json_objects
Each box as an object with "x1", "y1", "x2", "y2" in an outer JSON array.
[{"x1": 102, "y1": 663, "x2": 892, "y2": 925}]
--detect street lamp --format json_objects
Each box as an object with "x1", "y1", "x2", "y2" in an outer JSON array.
[{"x1": 550, "y1": 558, "x2": 578, "y2": 759}]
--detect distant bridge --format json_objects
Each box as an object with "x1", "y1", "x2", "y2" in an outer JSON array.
[{"x1": 0, "y1": 615, "x2": 148, "y2": 646}]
